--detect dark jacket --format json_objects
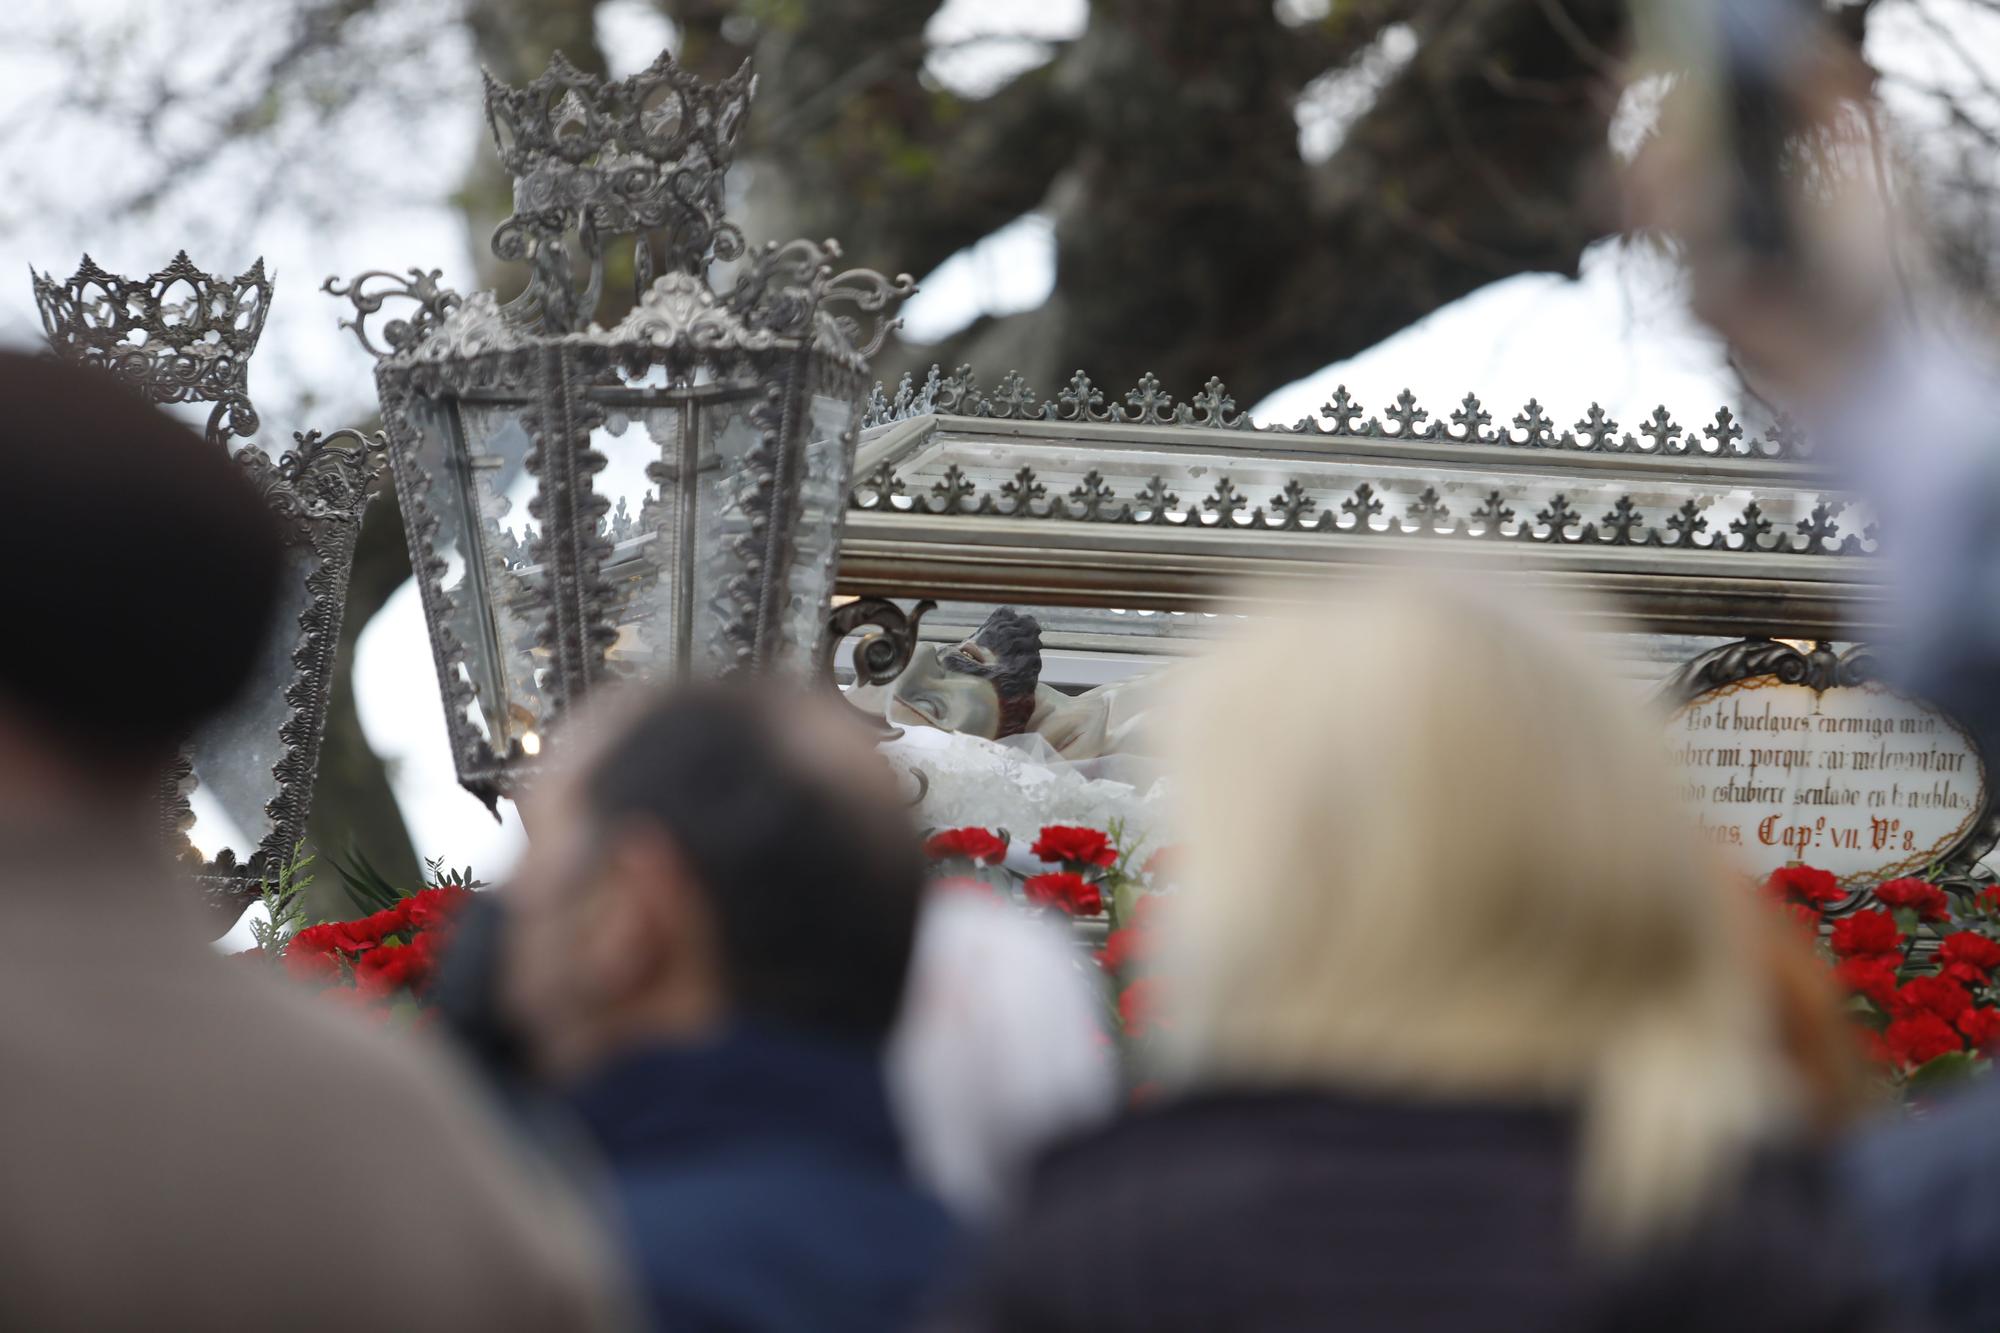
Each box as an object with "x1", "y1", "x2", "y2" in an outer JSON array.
[
  {"x1": 946, "y1": 1088, "x2": 1895, "y2": 1333},
  {"x1": 1841, "y1": 1078, "x2": 2000, "y2": 1333},
  {"x1": 566, "y1": 1026, "x2": 962, "y2": 1333}
]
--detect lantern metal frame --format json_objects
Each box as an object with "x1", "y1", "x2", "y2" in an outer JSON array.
[
  {"x1": 31, "y1": 253, "x2": 386, "y2": 912},
  {"x1": 330, "y1": 51, "x2": 912, "y2": 806}
]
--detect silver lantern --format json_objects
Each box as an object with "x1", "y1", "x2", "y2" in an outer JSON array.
[
  {"x1": 329, "y1": 51, "x2": 912, "y2": 806},
  {"x1": 32, "y1": 252, "x2": 386, "y2": 912}
]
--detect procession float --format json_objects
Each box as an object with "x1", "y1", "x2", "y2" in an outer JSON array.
[{"x1": 31, "y1": 44, "x2": 1998, "y2": 1087}]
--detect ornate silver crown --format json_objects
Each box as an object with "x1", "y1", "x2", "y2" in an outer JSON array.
[
  {"x1": 334, "y1": 47, "x2": 912, "y2": 366},
  {"x1": 31, "y1": 251, "x2": 271, "y2": 444},
  {"x1": 481, "y1": 51, "x2": 757, "y2": 329}
]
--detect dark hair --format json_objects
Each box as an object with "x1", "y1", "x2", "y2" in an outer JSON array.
[
  {"x1": 945, "y1": 606, "x2": 1043, "y2": 738},
  {"x1": 583, "y1": 681, "x2": 927, "y2": 1042},
  {"x1": 0, "y1": 350, "x2": 287, "y2": 767}
]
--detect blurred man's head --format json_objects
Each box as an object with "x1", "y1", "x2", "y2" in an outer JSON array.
[
  {"x1": 502, "y1": 681, "x2": 927, "y2": 1081},
  {"x1": 0, "y1": 350, "x2": 286, "y2": 813}
]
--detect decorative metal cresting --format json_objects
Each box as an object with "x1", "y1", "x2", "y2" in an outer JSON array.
[
  {"x1": 330, "y1": 50, "x2": 914, "y2": 806},
  {"x1": 852, "y1": 367, "x2": 1865, "y2": 553},
  {"x1": 31, "y1": 254, "x2": 387, "y2": 913},
  {"x1": 863, "y1": 365, "x2": 1809, "y2": 457}
]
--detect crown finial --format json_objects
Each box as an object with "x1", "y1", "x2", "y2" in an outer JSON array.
[
  {"x1": 481, "y1": 49, "x2": 757, "y2": 332},
  {"x1": 31, "y1": 253, "x2": 272, "y2": 445}
]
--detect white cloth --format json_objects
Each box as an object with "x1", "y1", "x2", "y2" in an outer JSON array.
[
  {"x1": 885, "y1": 887, "x2": 1118, "y2": 1223},
  {"x1": 882, "y1": 724, "x2": 1172, "y2": 865}
]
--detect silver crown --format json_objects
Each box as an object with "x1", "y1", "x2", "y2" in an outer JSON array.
[
  {"x1": 31, "y1": 251, "x2": 271, "y2": 444},
  {"x1": 482, "y1": 50, "x2": 757, "y2": 330}
]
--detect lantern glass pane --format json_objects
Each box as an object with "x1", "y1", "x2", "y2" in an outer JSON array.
[
  {"x1": 592, "y1": 401, "x2": 681, "y2": 675},
  {"x1": 583, "y1": 383, "x2": 767, "y2": 679},
  {"x1": 778, "y1": 390, "x2": 858, "y2": 670},
  {"x1": 405, "y1": 394, "x2": 550, "y2": 754},
  {"x1": 180, "y1": 544, "x2": 320, "y2": 862}
]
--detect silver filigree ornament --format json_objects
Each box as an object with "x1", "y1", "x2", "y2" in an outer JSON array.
[
  {"x1": 32, "y1": 255, "x2": 389, "y2": 916},
  {"x1": 30, "y1": 252, "x2": 272, "y2": 446},
  {"x1": 332, "y1": 48, "x2": 914, "y2": 807}
]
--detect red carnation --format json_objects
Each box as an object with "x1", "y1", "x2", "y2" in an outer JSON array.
[
  {"x1": 1885, "y1": 1012, "x2": 1963, "y2": 1069},
  {"x1": 1938, "y1": 931, "x2": 2000, "y2": 984},
  {"x1": 1835, "y1": 955, "x2": 1901, "y2": 1009},
  {"x1": 399, "y1": 884, "x2": 474, "y2": 932},
  {"x1": 1024, "y1": 871, "x2": 1103, "y2": 916},
  {"x1": 291, "y1": 920, "x2": 381, "y2": 957},
  {"x1": 924, "y1": 826, "x2": 1009, "y2": 865},
  {"x1": 1875, "y1": 878, "x2": 1950, "y2": 922},
  {"x1": 1960, "y1": 1007, "x2": 2000, "y2": 1049},
  {"x1": 1119, "y1": 977, "x2": 1164, "y2": 1038},
  {"x1": 282, "y1": 945, "x2": 341, "y2": 985},
  {"x1": 1765, "y1": 865, "x2": 1843, "y2": 908},
  {"x1": 1140, "y1": 845, "x2": 1180, "y2": 882},
  {"x1": 1982, "y1": 886, "x2": 2000, "y2": 914},
  {"x1": 338, "y1": 907, "x2": 405, "y2": 952},
  {"x1": 1097, "y1": 924, "x2": 1152, "y2": 973},
  {"x1": 353, "y1": 942, "x2": 429, "y2": 1000},
  {"x1": 1030, "y1": 826, "x2": 1117, "y2": 869},
  {"x1": 1892, "y1": 975, "x2": 1974, "y2": 1023},
  {"x1": 1779, "y1": 902, "x2": 1821, "y2": 937},
  {"x1": 1830, "y1": 909, "x2": 1902, "y2": 959}
]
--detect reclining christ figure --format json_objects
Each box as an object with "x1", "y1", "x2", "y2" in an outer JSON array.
[{"x1": 850, "y1": 607, "x2": 1162, "y2": 762}]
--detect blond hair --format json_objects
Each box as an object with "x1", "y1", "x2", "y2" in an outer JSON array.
[{"x1": 1157, "y1": 571, "x2": 1787, "y2": 1248}]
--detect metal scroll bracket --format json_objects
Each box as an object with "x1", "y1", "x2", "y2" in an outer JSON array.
[{"x1": 822, "y1": 596, "x2": 936, "y2": 737}]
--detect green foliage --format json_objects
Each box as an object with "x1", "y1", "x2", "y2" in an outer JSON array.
[
  {"x1": 329, "y1": 845, "x2": 406, "y2": 917},
  {"x1": 331, "y1": 847, "x2": 481, "y2": 917},
  {"x1": 1907, "y1": 1049, "x2": 1985, "y2": 1094},
  {"x1": 424, "y1": 855, "x2": 479, "y2": 889},
  {"x1": 248, "y1": 842, "x2": 315, "y2": 955}
]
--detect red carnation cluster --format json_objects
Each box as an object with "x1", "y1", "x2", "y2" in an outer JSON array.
[
  {"x1": 916, "y1": 820, "x2": 1177, "y2": 1063},
  {"x1": 1785, "y1": 864, "x2": 2000, "y2": 1084},
  {"x1": 281, "y1": 884, "x2": 475, "y2": 1008},
  {"x1": 1939, "y1": 931, "x2": 2000, "y2": 984}
]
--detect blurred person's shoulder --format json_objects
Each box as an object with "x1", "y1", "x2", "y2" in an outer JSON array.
[
  {"x1": 0, "y1": 924, "x2": 632, "y2": 1333},
  {"x1": 1585, "y1": 1148, "x2": 1905, "y2": 1333},
  {"x1": 955, "y1": 1091, "x2": 1897, "y2": 1333},
  {"x1": 221, "y1": 964, "x2": 635, "y2": 1326},
  {"x1": 949, "y1": 1089, "x2": 1581, "y2": 1332},
  {"x1": 1839, "y1": 1083, "x2": 2000, "y2": 1333}
]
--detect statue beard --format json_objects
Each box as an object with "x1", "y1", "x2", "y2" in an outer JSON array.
[{"x1": 994, "y1": 689, "x2": 1038, "y2": 739}]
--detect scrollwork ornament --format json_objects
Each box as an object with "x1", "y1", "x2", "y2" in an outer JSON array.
[
  {"x1": 822, "y1": 596, "x2": 937, "y2": 689},
  {"x1": 323, "y1": 268, "x2": 465, "y2": 360}
]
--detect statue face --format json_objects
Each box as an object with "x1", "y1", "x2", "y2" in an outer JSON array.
[
  {"x1": 887, "y1": 639, "x2": 1006, "y2": 737},
  {"x1": 886, "y1": 608, "x2": 1044, "y2": 738}
]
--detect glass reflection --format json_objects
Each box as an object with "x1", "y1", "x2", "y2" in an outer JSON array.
[
  {"x1": 405, "y1": 395, "x2": 549, "y2": 755},
  {"x1": 780, "y1": 391, "x2": 855, "y2": 670},
  {"x1": 180, "y1": 545, "x2": 320, "y2": 860}
]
